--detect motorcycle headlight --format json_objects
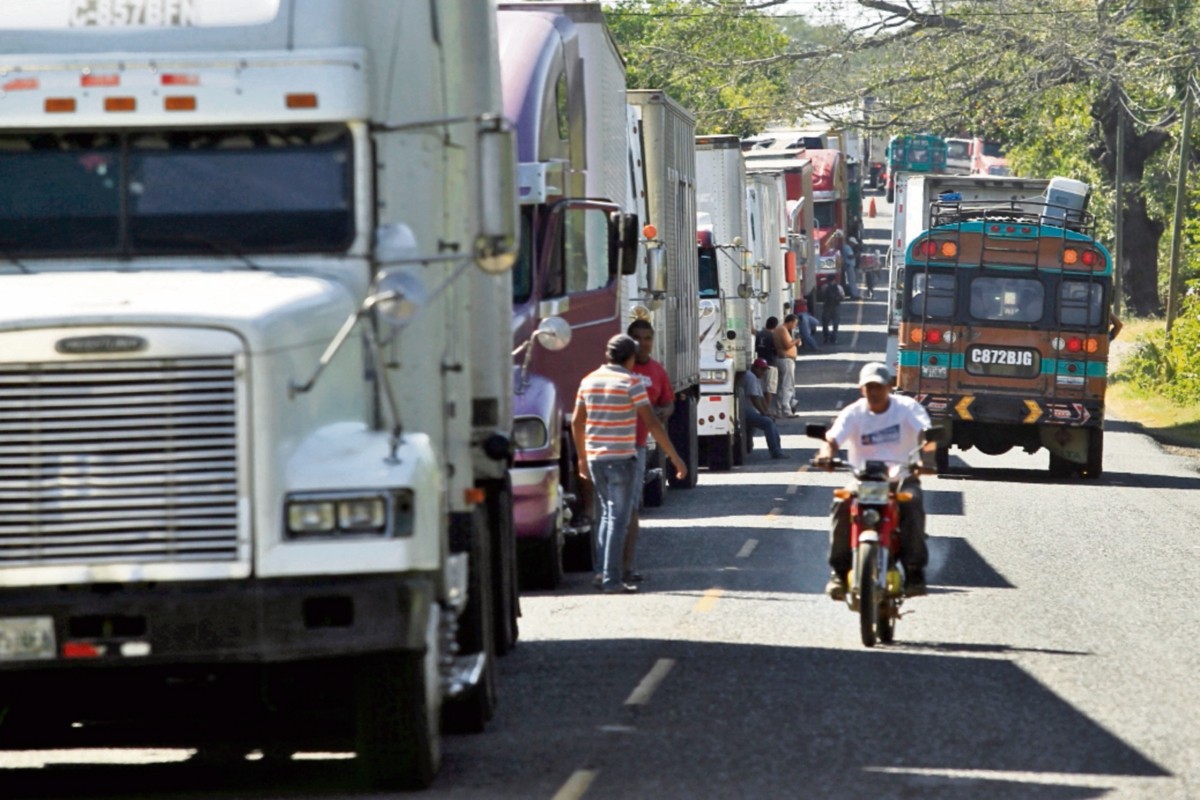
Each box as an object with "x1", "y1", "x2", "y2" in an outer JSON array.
[
  {"x1": 285, "y1": 491, "x2": 412, "y2": 539},
  {"x1": 512, "y1": 417, "x2": 549, "y2": 450},
  {"x1": 860, "y1": 509, "x2": 881, "y2": 527}
]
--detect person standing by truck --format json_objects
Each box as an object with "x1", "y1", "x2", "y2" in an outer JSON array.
[
  {"x1": 755, "y1": 316, "x2": 781, "y2": 412},
  {"x1": 626, "y1": 320, "x2": 674, "y2": 582},
  {"x1": 821, "y1": 281, "x2": 845, "y2": 344},
  {"x1": 574, "y1": 335, "x2": 687, "y2": 593},
  {"x1": 772, "y1": 314, "x2": 801, "y2": 417}
]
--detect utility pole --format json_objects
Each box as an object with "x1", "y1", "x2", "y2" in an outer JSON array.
[
  {"x1": 1166, "y1": 85, "x2": 1194, "y2": 336},
  {"x1": 1114, "y1": 104, "x2": 1125, "y2": 318}
]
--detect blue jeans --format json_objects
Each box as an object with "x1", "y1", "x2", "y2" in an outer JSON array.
[
  {"x1": 746, "y1": 408, "x2": 783, "y2": 457},
  {"x1": 798, "y1": 314, "x2": 821, "y2": 351},
  {"x1": 590, "y1": 457, "x2": 639, "y2": 590}
]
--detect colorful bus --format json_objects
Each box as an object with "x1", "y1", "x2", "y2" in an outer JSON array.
[
  {"x1": 896, "y1": 192, "x2": 1110, "y2": 478},
  {"x1": 885, "y1": 134, "x2": 947, "y2": 202}
]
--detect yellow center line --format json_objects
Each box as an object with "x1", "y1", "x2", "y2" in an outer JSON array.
[
  {"x1": 624, "y1": 658, "x2": 676, "y2": 705},
  {"x1": 693, "y1": 587, "x2": 724, "y2": 612},
  {"x1": 552, "y1": 769, "x2": 599, "y2": 800}
]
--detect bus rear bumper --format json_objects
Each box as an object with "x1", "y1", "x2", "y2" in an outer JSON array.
[{"x1": 903, "y1": 392, "x2": 1102, "y2": 428}]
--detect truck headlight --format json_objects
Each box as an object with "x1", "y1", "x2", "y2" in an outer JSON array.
[
  {"x1": 700, "y1": 368, "x2": 729, "y2": 384},
  {"x1": 286, "y1": 491, "x2": 411, "y2": 539},
  {"x1": 820, "y1": 256, "x2": 837, "y2": 271},
  {"x1": 512, "y1": 417, "x2": 548, "y2": 450}
]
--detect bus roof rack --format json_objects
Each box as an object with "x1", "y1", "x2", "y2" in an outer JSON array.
[{"x1": 929, "y1": 199, "x2": 1094, "y2": 235}]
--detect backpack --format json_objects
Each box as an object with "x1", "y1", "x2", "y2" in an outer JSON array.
[{"x1": 755, "y1": 329, "x2": 778, "y2": 361}]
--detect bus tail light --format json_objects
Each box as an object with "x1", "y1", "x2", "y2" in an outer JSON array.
[
  {"x1": 926, "y1": 329, "x2": 943, "y2": 344},
  {"x1": 1062, "y1": 248, "x2": 1079, "y2": 265},
  {"x1": 1066, "y1": 337, "x2": 1083, "y2": 352},
  {"x1": 1081, "y1": 249, "x2": 1101, "y2": 267},
  {"x1": 940, "y1": 241, "x2": 958, "y2": 257},
  {"x1": 1085, "y1": 338, "x2": 1099, "y2": 353},
  {"x1": 910, "y1": 328, "x2": 924, "y2": 343},
  {"x1": 919, "y1": 240, "x2": 938, "y2": 257}
]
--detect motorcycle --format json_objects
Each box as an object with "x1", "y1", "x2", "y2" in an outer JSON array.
[{"x1": 807, "y1": 425, "x2": 925, "y2": 648}]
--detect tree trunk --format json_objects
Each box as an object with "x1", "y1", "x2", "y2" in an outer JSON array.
[{"x1": 1091, "y1": 89, "x2": 1172, "y2": 316}]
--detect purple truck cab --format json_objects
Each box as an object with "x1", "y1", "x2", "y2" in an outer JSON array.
[{"x1": 499, "y1": 3, "x2": 635, "y2": 588}]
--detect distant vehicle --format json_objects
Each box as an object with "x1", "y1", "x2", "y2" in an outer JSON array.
[
  {"x1": 945, "y1": 137, "x2": 972, "y2": 174},
  {"x1": 971, "y1": 138, "x2": 1010, "y2": 176},
  {"x1": 885, "y1": 134, "x2": 947, "y2": 203},
  {"x1": 896, "y1": 177, "x2": 1109, "y2": 479}
]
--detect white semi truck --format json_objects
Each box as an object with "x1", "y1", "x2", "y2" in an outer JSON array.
[
  {"x1": 626, "y1": 90, "x2": 701, "y2": 500},
  {"x1": 695, "y1": 135, "x2": 754, "y2": 470},
  {"x1": 0, "y1": 0, "x2": 523, "y2": 789}
]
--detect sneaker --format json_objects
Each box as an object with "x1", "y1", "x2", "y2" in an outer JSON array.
[
  {"x1": 904, "y1": 568, "x2": 927, "y2": 597},
  {"x1": 825, "y1": 572, "x2": 847, "y2": 601},
  {"x1": 602, "y1": 582, "x2": 639, "y2": 594}
]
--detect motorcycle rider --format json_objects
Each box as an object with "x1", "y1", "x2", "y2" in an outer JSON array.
[{"x1": 815, "y1": 362, "x2": 937, "y2": 598}]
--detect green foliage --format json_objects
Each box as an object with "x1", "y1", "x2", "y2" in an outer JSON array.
[
  {"x1": 1115, "y1": 291, "x2": 1200, "y2": 403},
  {"x1": 604, "y1": 0, "x2": 793, "y2": 137}
]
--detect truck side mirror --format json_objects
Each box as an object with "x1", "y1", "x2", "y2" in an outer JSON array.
[
  {"x1": 615, "y1": 212, "x2": 639, "y2": 276},
  {"x1": 647, "y1": 246, "x2": 667, "y2": 294},
  {"x1": 474, "y1": 116, "x2": 519, "y2": 274},
  {"x1": 535, "y1": 315, "x2": 573, "y2": 351}
]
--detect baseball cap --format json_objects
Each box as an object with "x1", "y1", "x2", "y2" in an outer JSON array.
[
  {"x1": 753, "y1": 357, "x2": 769, "y2": 369},
  {"x1": 858, "y1": 362, "x2": 891, "y2": 386}
]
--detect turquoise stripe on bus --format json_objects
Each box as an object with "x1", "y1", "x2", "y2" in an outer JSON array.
[
  {"x1": 898, "y1": 351, "x2": 964, "y2": 368},
  {"x1": 1041, "y1": 359, "x2": 1108, "y2": 378}
]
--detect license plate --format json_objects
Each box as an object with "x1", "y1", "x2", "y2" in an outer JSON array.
[
  {"x1": 921, "y1": 365, "x2": 948, "y2": 379},
  {"x1": 0, "y1": 617, "x2": 56, "y2": 661},
  {"x1": 1056, "y1": 374, "x2": 1085, "y2": 386},
  {"x1": 965, "y1": 345, "x2": 1040, "y2": 378}
]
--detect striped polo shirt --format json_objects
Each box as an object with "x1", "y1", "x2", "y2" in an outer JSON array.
[{"x1": 575, "y1": 365, "x2": 650, "y2": 461}]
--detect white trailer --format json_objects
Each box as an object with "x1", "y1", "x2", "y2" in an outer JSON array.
[
  {"x1": 0, "y1": 0, "x2": 522, "y2": 788},
  {"x1": 695, "y1": 135, "x2": 754, "y2": 471},
  {"x1": 886, "y1": 174, "x2": 1051, "y2": 374},
  {"x1": 746, "y1": 167, "x2": 794, "y2": 325},
  {"x1": 625, "y1": 91, "x2": 701, "y2": 499}
]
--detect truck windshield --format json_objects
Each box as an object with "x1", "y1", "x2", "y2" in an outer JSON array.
[
  {"x1": 0, "y1": 125, "x2": 353, "y2": 258},
  {"x1": 983, "y1": 142, "x2": 1005, "y2": 158},
  {"x1": 813, "y1": 202, "x2": 835, "y2": 229},
  {"x1": 947, "y1": 141, "x2": 969, "y2": 160},
  {"x1": 512, "y1": 208, "x2": 535, "y2": 304},
  {"x1": 698, "y1": 247, "x2": 719, "y2": 297}
]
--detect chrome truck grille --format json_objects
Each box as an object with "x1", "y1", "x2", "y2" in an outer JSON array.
[{"x1": 0, "y1": 358, "x2": 240, "y2": 567}]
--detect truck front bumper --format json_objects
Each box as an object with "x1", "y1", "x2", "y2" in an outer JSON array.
[{"x1": 0, "y1": 573, "x2": 436, "y2": 671}]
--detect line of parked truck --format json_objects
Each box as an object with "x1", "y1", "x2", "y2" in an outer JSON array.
[{"x1": 0, "y1": 0, "x2": 869, "y2": 790}]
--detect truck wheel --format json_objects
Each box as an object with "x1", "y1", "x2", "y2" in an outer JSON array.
[
  {"x1": 642, "y1": 448, "x2": 666, "y2": 508},
  {"x1": 667, "y1": 395, "x2": 699, "y2": 489},
  {"x1": 707, "y1": 434, "x2": 734, "y2": 472},
  {"x1": 1082, "y1": 428, "x2": 1104, "y2": 480},
  {"x1": 886, "y1": 185, "x2": 894, "y2": 204},
  {"x1": 935, "y1": 446, "x2": 950, "y2": 474},
  {"x1": 354, "y1": 635, "x2": 440, "y2": 790},
  {"x1": 520, "y1": 528, "x2": 563, "y2": 591},
  {"x1": 484, "y1": 481, "x2": 518, "y2": 655},
  {"x1": 442, "y1": 509, "x2": 496, "y2": 734},
  {"x1": 561, "y1": 532, "x2": 593, "y2": 573},
  {"x1": 1048, "y1": 451, "x2": 1075, "y2": 480}
]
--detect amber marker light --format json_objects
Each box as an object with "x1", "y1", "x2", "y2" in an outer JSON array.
[
  {"x1": 105, "y1": 97, "x2": 136, "y2": 112},
  {"x1": 164, "y1": 96, "x2": 196, "y2": 111},
  {"x1": 45, "y1": 98, "x2": 76, "y2": 113},
  {"x1": 1062, "y1": 248, "x2": 1079, "y2": 265},
  {"x1": 286, "y1": 93, "x2": 318, "y2": 109},
  {"x1": 940, "y1": 241, "x2": 958, "y2": 257}
]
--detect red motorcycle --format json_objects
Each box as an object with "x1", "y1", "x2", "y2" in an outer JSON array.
[{"x1": 810, "y1": 430, "x2": 924, "y2": 647}]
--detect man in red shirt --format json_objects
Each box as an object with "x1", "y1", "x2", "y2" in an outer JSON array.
[{"x1": 626, "y1": 319, "x2": 674, "y2": 583}]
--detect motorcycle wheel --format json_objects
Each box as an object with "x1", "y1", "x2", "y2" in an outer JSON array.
[
  {"x1": 857, "y1": 542, "x2": 879, "y2": 648},
  {"x1": 877, "y1": 600, "x2": 895, "y2": 643}
]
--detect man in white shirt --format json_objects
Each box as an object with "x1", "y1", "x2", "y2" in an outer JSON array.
[{"x1": 815, "y1": 362, "x2": 936, "y2": 598}]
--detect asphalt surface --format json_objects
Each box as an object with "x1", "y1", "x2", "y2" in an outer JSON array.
[{"x1": 3, "y1": 193, "x2": 1198, "y2": 799}]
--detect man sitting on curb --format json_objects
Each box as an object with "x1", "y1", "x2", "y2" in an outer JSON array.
[{"x1": 740, "y1": 358, "x2": 789, "y2": 460}]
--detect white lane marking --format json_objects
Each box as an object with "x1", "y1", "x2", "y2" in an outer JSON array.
[
  {"x1": 552, "y1": 769, "x2": 599, "y2": 800},
  {"x1": 863, "y1": 766, "x2": 1167, "y2": 789},
  {"x1": 624, "y1": 658, "x2": 676, "y2": 706},
  {"x1": 736, "y1": 538, "x2": 759, "y2": 558},
  {"x1": 836, "y1": 400, "x2": 845, "y2": 409},
  {"x1": 786, "y1": 484, "x2": 798, "y2": 495}
]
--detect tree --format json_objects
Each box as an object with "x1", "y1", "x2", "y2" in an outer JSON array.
[{"x1": 604, "y1": 0, "x2": 795, "y2": 137}]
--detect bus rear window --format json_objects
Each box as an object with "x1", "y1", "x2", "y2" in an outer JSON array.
[
  {"x1": 970, "y1": 276, "x2": 1044, "y2": 323},
  {"x1": 909, "y1": 272, "x2": 955, "y2": 319},
  {"x1": 1059, "y1": 281, "x2": 1105, "y2": 328}
]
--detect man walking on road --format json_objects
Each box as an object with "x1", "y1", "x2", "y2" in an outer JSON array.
[
  {"x1": 626, "y1": 319, "x2": 674, "y2": 583},
  {"x1": 573, "y1": 334, "x2": 687, "y2": 593},
  {"x1": 741, "y1": 359, "x2": 788, "y2": 459},
  {"x1": 842, "y1": 237, "x2": 859, "y2": 299},
  {"x1": 816, "y1": 362, "x2": 936, "y2": 597},
  {"x1": 772, "y1": 314, "x2": 800, "y2": 417},
  {"x1": 820, "y1": 280, "x2": 844, "y2": 344}
]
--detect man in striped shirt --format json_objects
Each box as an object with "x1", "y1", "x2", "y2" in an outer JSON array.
[{"x1": 572, "y1": 334, "x2": 687, "y2": 593}]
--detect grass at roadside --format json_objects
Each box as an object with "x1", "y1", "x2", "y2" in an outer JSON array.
[{"x1": 1108, "y1": 316, "x2": 1200, "y2": 449}]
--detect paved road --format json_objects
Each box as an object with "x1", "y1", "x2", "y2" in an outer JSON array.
[{"x1": 4, "y1": 193, "x2": 1199, "y2": 799}]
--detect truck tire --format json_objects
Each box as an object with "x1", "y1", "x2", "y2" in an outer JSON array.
[
  {"x1": 354, "y1": 647, "x2": 440, "y2": 790},
  {"x1": 1082, "y1": 428, "x2": 1103, "y2": 480},
  {"x1": 483, "y1": 480, "x2": 518, "y2": 655},
  {"x1": 707, "y1": 433, "x2": 734, "y2": 472},
  {"x1": 1048, "y1": 451, "x2": 1075, "y2": 479},
  {"x1": 442, "y1": 509, "x2": 496, "y2": 734},
  {"x1": 667, "y1": 395, "x2": 699, "y2": 489},
  {"x1": 642, "y1": 447, "x2": 666, "y2": 508},
  {"x1": 520, "y1": 528, "x2": 563, "y2": 591}
]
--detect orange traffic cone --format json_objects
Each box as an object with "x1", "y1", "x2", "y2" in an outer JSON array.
[{"x1": 868, "y1": 198, "x2": 877, "y2": 218}]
